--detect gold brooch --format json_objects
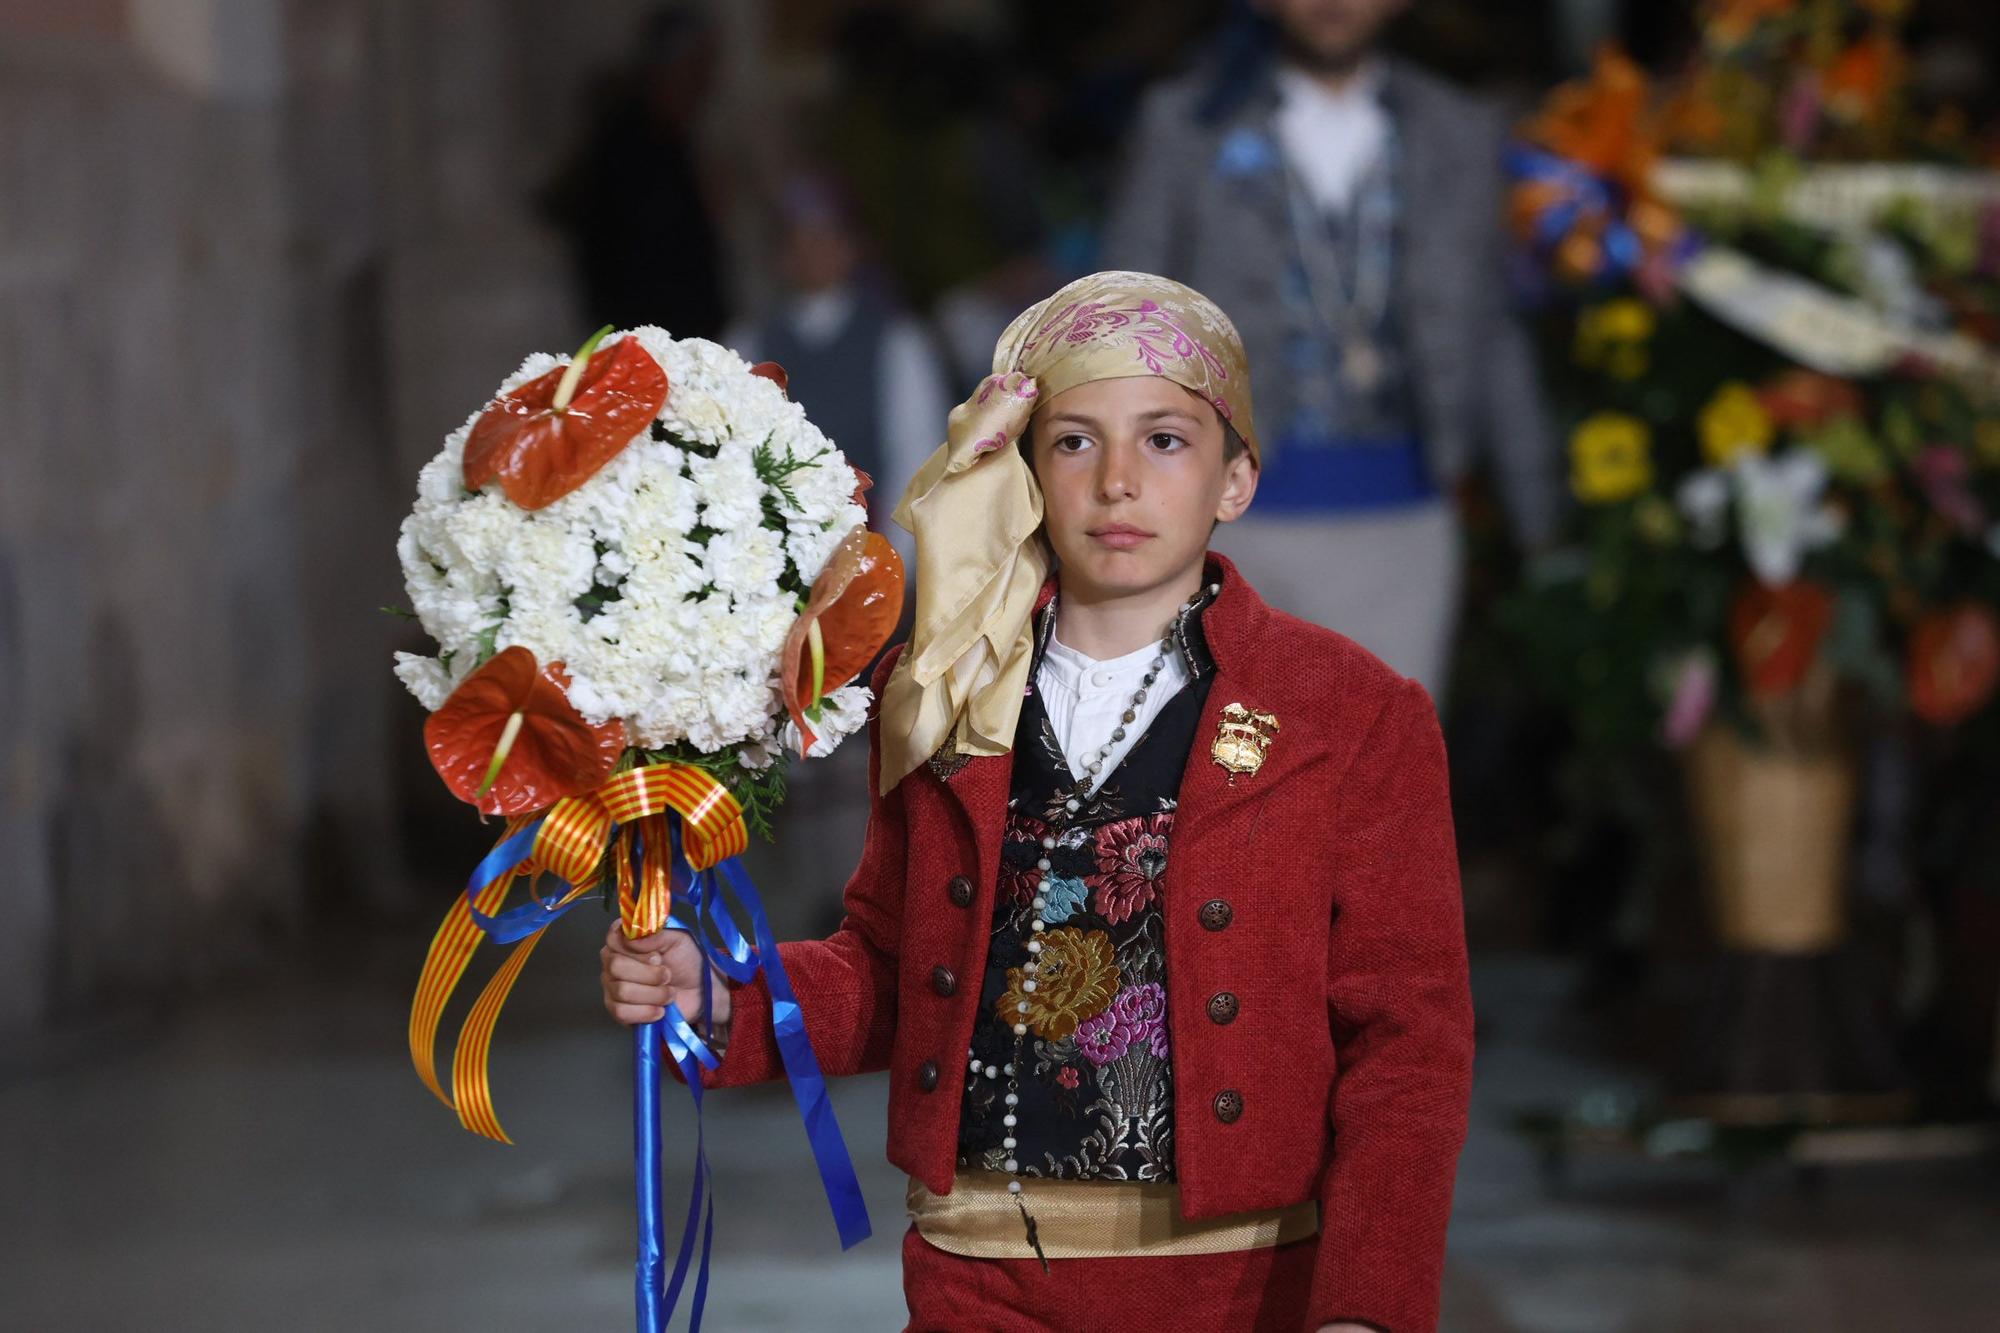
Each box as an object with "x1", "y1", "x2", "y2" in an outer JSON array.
[{"x1": 1211, "y1": 702, "x2": 1279, "y2": 781}]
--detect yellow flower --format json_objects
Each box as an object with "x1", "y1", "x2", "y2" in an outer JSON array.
[
  {"x1": 1698, "y1": 381, "x2": 1775, "y2": 467},
  {"x1": 1574, "y1": 298, "x2": 1658, "y2": 374},
  {"x1": 995, "y1": 926, "x2": 1119, "y2": 1041},
  {"x1": 1571, "y1": 412, "x2": 1655, "y2": 504},
  {"x1": 1595, "y1": 298, "x2": 1657, "y2": 342}
]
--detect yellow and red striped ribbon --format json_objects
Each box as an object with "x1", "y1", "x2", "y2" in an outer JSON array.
[{"x1": 408, "y1": 760, "x2": 746, "y2": 1143}]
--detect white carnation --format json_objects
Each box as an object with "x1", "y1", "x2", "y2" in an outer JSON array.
[
  {"x1": 781, "y1": 685, "x2": 873, "y2": 759},
  {"x1": 393, "y1": 326, "x2": 889, "y2": 763}
]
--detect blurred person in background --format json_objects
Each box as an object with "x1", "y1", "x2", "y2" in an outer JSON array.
[
  {"x1": 723, "y1": 171, "x2": 953, "y2": 565},
  {"x1": 1104, "y1": 0, "x2": 1561, "y2": 701},
  {"x1": 541, "y1": 4, "x2": 732, "y2": 340},
  {"x1": 725, "y1": 170, "x2": 953, "y2": 934}
]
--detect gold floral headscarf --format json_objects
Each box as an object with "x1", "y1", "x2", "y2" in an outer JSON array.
[{"x1": 876, "y1": 270, "x2": 1258, "y2": 793}]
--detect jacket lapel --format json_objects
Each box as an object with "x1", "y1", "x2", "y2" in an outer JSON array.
[{"x1": 933, "y1": 748, "x2": 1014, "y2": 890}]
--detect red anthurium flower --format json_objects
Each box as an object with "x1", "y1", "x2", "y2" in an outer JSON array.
[
  {"x1": 780, "y1": 526, "x2": 905, "y2": 752},
  {"x1": 1756, "y1": 369, "x2": 1863, "y2": 430},
  {"x1": 749, "y1": 361, "x2": 790, "y2": 395},
  {"x1": 1728, "y1": 579, "x2": 1835, "y2": 698},
  {"x1": 1908, "y1": 603, "x2": 2000, "y2": 726},
  {"x1": 425, "y1": 646, "x2": 627, "y2": 815},
  {"x1": 463, "y1": 327, "x2": 669, "y2": 511}
]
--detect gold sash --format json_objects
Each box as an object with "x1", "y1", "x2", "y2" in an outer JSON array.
[{"x1": 906, "y1": 1171, "x2": 1318, "y2": 1260}]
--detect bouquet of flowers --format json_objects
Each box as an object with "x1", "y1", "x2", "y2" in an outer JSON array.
[
  {"x1": 392, "y1": 325, "x2": 901, "y2": 1327},
  {"x1": 1505, "y1": 5, "x2": 2000, "y2": 764}
]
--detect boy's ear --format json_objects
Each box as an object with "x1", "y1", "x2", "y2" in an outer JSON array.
[{"x1": 1213, "y1": 453, "x2": 1258, "y2": 525}]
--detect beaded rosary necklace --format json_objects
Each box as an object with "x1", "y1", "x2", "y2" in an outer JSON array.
[{"x1": 967, "y1": 580, "x2": 1220, "y2": 1271}]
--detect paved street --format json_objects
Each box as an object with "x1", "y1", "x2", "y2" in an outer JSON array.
[{"x1": 6, "y1": 926, "x2": 1997, "y2": 1332}]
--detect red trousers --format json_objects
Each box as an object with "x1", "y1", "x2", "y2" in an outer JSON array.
[{"x1": 900, "y1": 1225, "x2": 1317, "y2": 1332}]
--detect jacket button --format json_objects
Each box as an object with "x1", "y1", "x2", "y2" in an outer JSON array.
[
  {"x1": 1198, "y1": 899, "x2": 1233, "y2": 931},
  {"x1": 1213, "y1": 1089, "x2": 1244, "y2": 1124},
  {"x1": 931, "y1": 965, "x2": 957, "y2": 997},
  {"x1": 947, "y1": 875, "x2": 974, "y2": 907},
  {"x1": 1207, "y1": 991, "x2": 1239, "y2": 1025},
  {"x1": 918, "y1": 1059, "x2": 940, "y2": 1092}
]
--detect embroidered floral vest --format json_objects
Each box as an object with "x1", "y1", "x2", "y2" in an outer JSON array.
[{"x1": 956, "y1": 604, "x2": 1215, "y2": 1181}]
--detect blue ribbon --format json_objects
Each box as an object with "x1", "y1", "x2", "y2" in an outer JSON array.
[
  {"x1": 461, "y1": 815, "x2": 593, "y2": 943},
  {"x1": 665, "y1": 820, "x2": 872, "y2": 1251},
  {"x1": 464, "y1": 807, "x2": 871, "y2": 1333},
  {"x1": 637, "y1": 1006, "x2": 719, "y2": 1333}
]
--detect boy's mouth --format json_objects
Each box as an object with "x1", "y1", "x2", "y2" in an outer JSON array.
[{"x1": 1087, "y1": 523, "x2": 1154, "y2": 550}]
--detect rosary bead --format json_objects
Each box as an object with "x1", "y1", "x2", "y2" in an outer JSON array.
[
  {"x1": 1013, "y1": 1023, "x2": 1027, "y2": 1036},
  {"x1": 1003, "y1": 1135, "x2": 1017, "y2": 1150},
  {"x1": 1003, "y1": 1112, "x2": 1017, "y2": 1127},
  {"x1": 1004, "y1": 1158, "x2": 1019, "y2": 1172},
  {"x1": 1008, "y1": 1179, "x2": 1022, "y2": 1194}
]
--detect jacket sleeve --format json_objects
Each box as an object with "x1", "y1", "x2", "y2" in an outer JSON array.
[
  {"x1": 1470, "y1": 101, "x2": 1564, "y2": 550},
  {"x1": 1306, "y1": 678, "x2": 1475, "y2": 1333},
  {"x1": 700, "y1": 651, "x2": 909, "y2": 1088},
  {"x1": 1099, "y1": 86, "x2": 1191, "y2": 278}
]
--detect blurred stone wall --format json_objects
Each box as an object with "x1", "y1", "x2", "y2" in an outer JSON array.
[{"x1": 0, "y1": 0, "x2": 709, "y2": 1036}]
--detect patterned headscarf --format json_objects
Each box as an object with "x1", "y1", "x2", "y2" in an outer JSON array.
[{"x1": 876, "y1": 270, "x2": 1258, "y2": 793}]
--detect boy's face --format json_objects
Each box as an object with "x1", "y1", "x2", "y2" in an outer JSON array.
[{"x1": 1027, "y1": 377, "x2": 1257, "y2": 604}]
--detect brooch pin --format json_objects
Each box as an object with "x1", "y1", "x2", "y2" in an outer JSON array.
[{"x1": 1211, "y1": 702, "x2": 1280, "y2": 782}]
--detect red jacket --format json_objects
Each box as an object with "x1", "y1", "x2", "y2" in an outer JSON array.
[{"x1": 711, "y1": 553, "x2": 1474, "y2": 1333}]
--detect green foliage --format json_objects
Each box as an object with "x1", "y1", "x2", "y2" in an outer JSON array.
[{"x1": 753, "y1": 434, "x2": 832, "y2": 520}]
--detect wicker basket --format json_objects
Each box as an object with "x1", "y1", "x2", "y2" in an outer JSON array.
[{"x1": 1683, "y1": 720, "x2": 1858, "y2": 954}]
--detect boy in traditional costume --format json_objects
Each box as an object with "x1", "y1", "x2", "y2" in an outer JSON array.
[{"x1": 604, "y1": 271, "x2": 1473, "y2": 1332}]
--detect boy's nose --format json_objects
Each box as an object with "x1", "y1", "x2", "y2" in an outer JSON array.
[{"x1": 1095, "y1": 441, "x2": 1139, "y2": 501}]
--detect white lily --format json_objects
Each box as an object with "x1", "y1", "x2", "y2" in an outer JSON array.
[{"x1": 1732, "y1": 450, "x2": 1844, "y2": 587}]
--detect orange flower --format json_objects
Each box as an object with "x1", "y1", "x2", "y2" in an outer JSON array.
[
  {"x1": 1823, "y1": 32, "x2": 1905, "y2": 122},
  {"x1": 995, "y1": 927, "x2": 1120, "y2": 1041},
  {"x1": 1908, "y1": 604, "x2": 2000, "y2": 726},
  {"x1": 778, "y1": 525, "x2": 905, "y2": 753},
  {"x1": 1757, "y1": 369, "x2": 1864, "y2": 429},
  {"x1": 424, "y1": 646, "x2": 627, "y2": 816},
  {"x1": 463, "y1": 328, "x2": 669, "y2": 511},
  {"x1": 1523, "y1": 47, "x2": 1656, "y2": 189},
  {"x1": 1728, "y1": 580, "x2": 1836, "y2": 698}
]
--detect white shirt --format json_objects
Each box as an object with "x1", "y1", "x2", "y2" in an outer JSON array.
[
  {"x1": 1273, "y1": 62, "x2": 1390, "y2": 214},
  {"x1": 1034, "y1": 631, "x2": 1192, "y2": 794}
]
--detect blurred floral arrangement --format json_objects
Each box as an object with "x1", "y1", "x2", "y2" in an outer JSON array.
[{"x1": 1505, "y1": 0, "x2": 2000, "y2": 762}]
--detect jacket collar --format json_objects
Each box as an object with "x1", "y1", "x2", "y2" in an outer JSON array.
[{"x1": 1027, "y1": 567, "x2": 1221, "y2": 685}]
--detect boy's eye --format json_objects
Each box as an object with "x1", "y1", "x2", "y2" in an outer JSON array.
[
  {"x1": 1053, "y1": 434, "x2": 1092, "y2": 453},
  {"x1": 1149, "y1": 432, "x2": 1187, "y2": 451}
]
